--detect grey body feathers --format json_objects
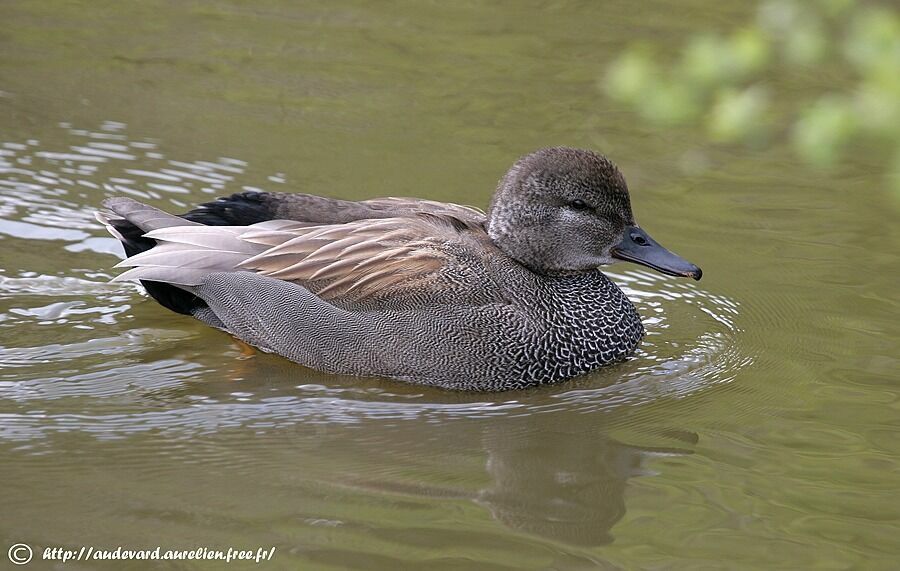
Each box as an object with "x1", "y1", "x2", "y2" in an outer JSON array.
[{"x1": 97, "y1": 148, "x2": 661, "y2": 391}]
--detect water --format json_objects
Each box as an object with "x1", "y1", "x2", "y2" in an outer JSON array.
[{"x1": 1, "y1": 1, "x2": 898, "y2": 569}]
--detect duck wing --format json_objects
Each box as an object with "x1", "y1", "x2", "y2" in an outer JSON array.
[
  {"x1": 106, "y1": 197, "x2": 492, "y2": 303},
  {"x1": 237, "y1": 213, "x2": 486, "y2": 300}
]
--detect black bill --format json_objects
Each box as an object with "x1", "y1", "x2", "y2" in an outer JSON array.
[{"x1": 612, "y1": 225, "x2": 702, "y2": 280}]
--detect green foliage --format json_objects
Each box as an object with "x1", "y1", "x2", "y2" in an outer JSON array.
[
  {"x1": 792, "y1": 95, "x2": 859, "y2": 166},
  {"x1": 708, "y1": 86, "x2": 770, "y2": 144},
  {"x1": 604, "y1": 0, "x2": 900, "y2": 192}
]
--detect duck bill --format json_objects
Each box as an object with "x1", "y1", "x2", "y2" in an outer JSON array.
[{"x1": 612, "y1": 225, "x2": 702, "y2": 280}]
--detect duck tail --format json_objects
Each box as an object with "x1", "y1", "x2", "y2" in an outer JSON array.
[
  {"x1": 97, "y1": 194, "x2": 281, "y2": 316},
  {"x1": 97, "y1": 198, "x2": 207, "y2": 315}
]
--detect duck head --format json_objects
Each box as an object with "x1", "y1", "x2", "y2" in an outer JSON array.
[{"x1": 487, "y1": 147, "x2": 702, "y2": 280}]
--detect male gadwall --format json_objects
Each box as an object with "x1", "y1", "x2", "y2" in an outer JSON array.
[{"x1": 98, "y1": 147, "x2": 701, "y2": 391}]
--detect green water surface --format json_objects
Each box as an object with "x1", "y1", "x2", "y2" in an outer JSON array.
[{"x1": 1, "y1": 1, "x2": 897, "y2": 569}]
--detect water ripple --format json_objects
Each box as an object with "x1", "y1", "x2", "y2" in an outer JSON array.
[
  {"x1": 0, "y1": 122, "x2": 748, "y2": 444},
  {"x1": 0, "y1": 268, "x2": 746, "y2": 441}
]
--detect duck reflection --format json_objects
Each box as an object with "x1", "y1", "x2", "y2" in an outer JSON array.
[
  {"x1": 473, "y1": 415, "x2": 695, "y2": 546},
  {"x1": 333, "y1": 404, "x2": 696, "y2": 547},
  {"x1": 183, "y1": 357, "x2": 697, "y2": 546}
]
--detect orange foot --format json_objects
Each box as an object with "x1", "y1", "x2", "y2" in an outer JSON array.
[{"x1": 231, "y1": 337, "x2": 257, "y2": 360}]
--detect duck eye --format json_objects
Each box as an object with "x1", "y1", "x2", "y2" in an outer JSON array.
[{"x1": 569, "y1": 199, "x2": 591, "y2": 211}]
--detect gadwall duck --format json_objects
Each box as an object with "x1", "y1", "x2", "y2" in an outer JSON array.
[{"x1": 98, "y1": 147, "x2": 701, "y2": 391}]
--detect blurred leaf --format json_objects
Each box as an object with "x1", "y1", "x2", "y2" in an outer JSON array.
[
  {"x1": 604, "y1": 49, "x2": 658, "y2": 102},
  {"x1": 757, "y1": 0, "x2": 804, "y2": 39},
  {"x1": 784, "y1": 18, "x2": 828, "y2": 65},
  {"x1": 854, "y1": 82, "x2": 900, "y2": 138},
  {"x1": 792, "y1": 96, "x2": 858, "y2": 166},
  {"x1": 843, "y1": 6, "x2": 900, "y2": 75},
  {"x1": 707, "y1": 86, "x2": 770, "y2": 143},
  {"x1": 639, "y1": 82, "x2": 702, "y2": 125},
  {"x1": 681, "y1": 35, "x2": 739, "y2": 85},
  {"x1": 730, "y1": 28, "x2": 772, "y2": 74}
]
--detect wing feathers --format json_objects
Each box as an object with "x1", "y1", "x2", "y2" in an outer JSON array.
[
  {"x1": 240, "y1": 216, "x2": 469, "y2": 299},
  {"x1": 110, "y1": 203, "x2": 483, "y2": 300}
]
